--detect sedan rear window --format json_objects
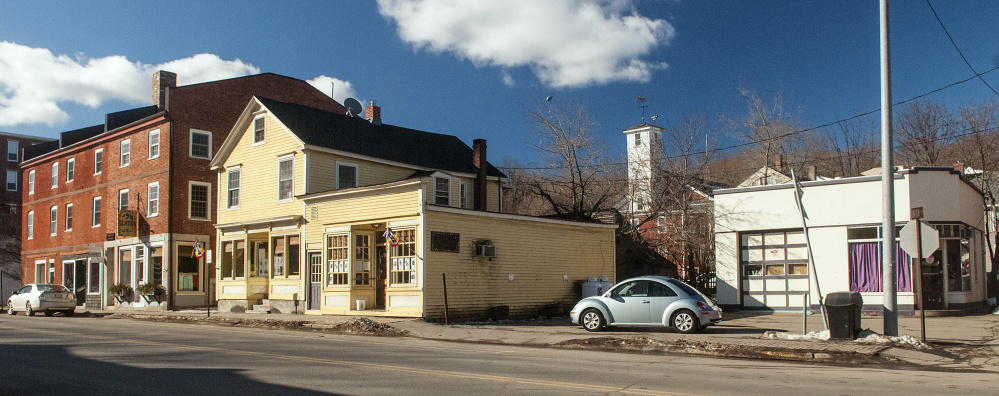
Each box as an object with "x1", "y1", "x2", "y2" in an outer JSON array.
[{"x1": 37, "y1": 285, "x2": 69, "y2": 292}]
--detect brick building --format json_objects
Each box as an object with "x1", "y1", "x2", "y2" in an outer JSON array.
[
  {"x1": 1, "y1": 131, "x2": 57, "y2": 299},
  {"x1": 20, "y1": 71, "x2": 344, "y2": 310}
]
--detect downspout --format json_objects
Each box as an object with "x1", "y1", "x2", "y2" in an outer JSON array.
[{"x1": 165, "y1": 88, "x2": 175, "y2": 311}]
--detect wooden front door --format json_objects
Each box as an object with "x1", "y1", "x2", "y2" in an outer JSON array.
[
  {"x1": 376, "y1": 245, "x2": 387, "y2": 309},
  {"x1": 308, "y1": 252, "x2": 322, "y2": 310}
]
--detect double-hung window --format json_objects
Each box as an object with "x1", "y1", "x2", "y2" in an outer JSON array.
[
  {"x1": 7, "y1": 141, "x2": 17, "y2": 161},
  {"x1": 434, "y1": 176, "x2": 450, "y2": 206},
  {"x1": 26, "y1": 211, "x2": 33, "y2": 240},
  {"x1": 190, "y1": 129, "x2": 211, "y2": 159},
  {"x1": 253, "y1": 116, "x2": 265, "y2": 144},
  {"x1": 66, "y1": 158, "x2": 75, "y2": 182},
  {"x1": 120, "y1": 139, "x2": 130, "y2": 167},
  {"x1": 459, "y1": 181, "x2": 468, "y2": 209},
  {"x1": 148, "y1": 129, "x2": 160, "y2": 159},
  {"x1": 119, "y1": 189, "x2": 129, "y2": 211},
  {"x1": 189, "y1": 182, "x2": 210, "y2": 220},
  {"x1": 337, "y1": 163, "x2": 357, "y2": 189},
  {"x1": 92, "y1": 197, "x2": 101, "y2": 227},
  {"x1": 278, "y1": 157, "x2": 294, "y2": 201},
  {"x1": 147, "y1": 182, "x2": 159, "y2": 217},
  {"x1": 28, "y1": 170, "x2": 34, "y2": 194},
  {"x1": 64, "y1": 203, "x2": 73, "y2": 231},
  {"x1": 94, "y1": 148, "x2": 103, "y2": 174},
  {"x1": 227, "y1": 168, "x2": 240, "y2": 208},
  {"x1": 5, "y1": 170, "x2": 16, "y2": 191},
  {"x1": 49, "y1": 206, "x2": 57, "y2": 236},
  {"x1": 51, "y1": 162, "x2": 58, "y2": 188}
]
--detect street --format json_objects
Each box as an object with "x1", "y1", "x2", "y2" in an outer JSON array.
[{"x1": 1, "y1": 315, "x2": 996, "y2": 395}]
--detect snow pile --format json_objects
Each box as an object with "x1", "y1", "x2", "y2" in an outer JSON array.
[
  {"x1": 762, "y1": 329, "x2": 929, "y2": 349},
  {"x1": 763, "y1": 330, "x2": 830, "y2": 341}
]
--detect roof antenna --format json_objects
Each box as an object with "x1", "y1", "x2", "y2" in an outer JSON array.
[{"x1": 636, "y1": 97, "x2": 647, "y2": 122}]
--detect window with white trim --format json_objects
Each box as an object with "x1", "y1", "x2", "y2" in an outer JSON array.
[
  {"x1": 119, "y1": 189, "x2": 129, "y2": 211},
  {"x1": 49, "y1": 206, "x2": 57, "y2": 236},
  {"x1": 7, "y1": 140, "x2": 17, "y2": 161},
  {"x1": 27, "y1": 211, "x2": 33, "y2": 240},
  {"x1": 278, "y1": 157, "x2": 294, "y2": 201},
  {"x1": 189, "y1": 182, "x2": 210, "y2": 220},
  {"x1": 190, "y1": 129, "x2": 211, "y2": 159},
  {"x1": 120, "y1": 139, "x2": 130, "y2": 167},
  {"x1": 147, "y1": 182, "x2": 159, "y2": 217},
  {"x1": 5, "y1": 170, "x2": 16, "y2": 191},
  {"x1": 92, "y1": 197, "x2": 101, "y2": 227},
  {"x1": 327, "y1": 234, "x2": 349, "y2": 285},
  {"x1": 434, "y1": 176, "x2": 450, "y2": 206},
  {"x1": 390, "y1": 229, "x2": 417, "y2": 284},
  {"x1": 459, "y1": 181, "x2": 468, "y2": 209},
  {"x1": 66, "y1": 158, "x2": 75, "y2": 182},
  {"x1": 227, "y1": 168, "x2": 240, "y2": 208},
  {"x1": 354, "y1": 234, "x2": 371, "y2": 285},
  {"x1": 253, "y1": 116, "x2": 265, "y2": 144},
  {"x1": 64, "y1": 203, "x2": 73, "y2": 231},
  {"x1": 35, "y1": 261, "x2": 45, "y2": 284},
  {"x1": 148, "y1": 129, "x2": 160, "y2": 159},
  {"x1": 337, "y1": 163, "x2": 358, "y2": 189},
  {"x1": 94, "y1": 148, "x2": 103, "y2": 174},
  {"x1": 28, "y1": 170, "x2": 34, "y2": 194},
  {"x1": 51, "y1": 162, "x2": 58, "y2": 188}
]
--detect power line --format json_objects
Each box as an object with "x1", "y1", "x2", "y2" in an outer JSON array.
[{"x1": 926, "y1": 0, "x2": 999, "y2": 97}]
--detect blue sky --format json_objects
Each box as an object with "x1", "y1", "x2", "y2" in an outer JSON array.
[{"x1": 1, "y1": 0, "x2": 997, "y2": 166}]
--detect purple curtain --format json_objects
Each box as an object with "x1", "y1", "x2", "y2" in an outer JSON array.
[{"x1": 849, "y1": 242, "x2": 912, "y2": 293}]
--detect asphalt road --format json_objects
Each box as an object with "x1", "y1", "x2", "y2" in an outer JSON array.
[{"x1": 0, "y1": 315, "x2": 994, "y2": 395}]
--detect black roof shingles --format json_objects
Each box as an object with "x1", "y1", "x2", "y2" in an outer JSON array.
[{"x1": 258, "y1": 97, "x2": 505, "y2": 178}]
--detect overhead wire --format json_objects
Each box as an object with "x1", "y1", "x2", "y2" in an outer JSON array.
[{"x1": 925, "y1": 0, "x2": 999, "y2": 97}]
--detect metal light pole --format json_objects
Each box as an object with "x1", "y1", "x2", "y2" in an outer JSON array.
[{"x1": 880, "y1": 0, "x2": 898, "y2": 336}]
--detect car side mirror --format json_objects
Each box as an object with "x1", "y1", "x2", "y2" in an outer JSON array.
[{"x1": 10, "y1": 291, "x2": 17, "y2": 296}]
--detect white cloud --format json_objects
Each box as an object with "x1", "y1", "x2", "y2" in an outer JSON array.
[
  {"x1": 0, "y1": 42, "x2": 261, "y2": 127},
  {"x1": 377, "y1": 0, "x2": 674, "y2": 88},
  {"x1": 307, "y1": 75, "x2": 357, "y2": 104},
  {"x1": 501, "y1": 70, "x2": 516, "y2": 87}
]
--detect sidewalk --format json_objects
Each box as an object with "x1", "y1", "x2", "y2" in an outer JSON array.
[{"x1": 90, "y1": 308, "x2": 999, "y2": 371}]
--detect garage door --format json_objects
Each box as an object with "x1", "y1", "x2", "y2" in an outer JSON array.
[{"x1": 740, "y1": 230, "x2": 809, "y2": 308}]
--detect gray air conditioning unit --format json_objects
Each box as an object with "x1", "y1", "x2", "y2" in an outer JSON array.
[{"x1": 476, "y1": 244, "x2": 496, "y2": 258}]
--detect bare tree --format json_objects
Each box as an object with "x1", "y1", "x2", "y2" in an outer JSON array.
[
  {"x1": 726, "y1": 88, "x2": 815, "y2": 177},
  {"x1": 954, "y1": 99, "x2": 999, "y2": 299},
  {"x1": 0, "y1": 209, "x2": 23, "y2": 284},
  {"x1": 895, "y1": 100, "x2": 956, "y2": 167},
  {"x1": 521, "y1": 97, "x2": 623, "y2": 220},
  {"x1": 820, "y1": 117, "x2": 881, "y2": 177}
]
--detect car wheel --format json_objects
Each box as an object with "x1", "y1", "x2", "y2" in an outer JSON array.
[
  {"x1": 64, "y1": 309, "x2": 75, "y2": 317},
  {"x1": 25, "y1": 302, "x2": 35, "y2": 317},
  {"x1": 671, "y1": 309, "x2": 699, "y2": 334},
  {"x1": 581, "y1": 309, "x2": 606, "y2": 332},
  {"x1": 5, "y1": 301, "x2": 14, "y2": 315}
]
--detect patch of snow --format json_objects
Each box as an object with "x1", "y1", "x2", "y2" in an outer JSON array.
[
  {"x1": 762, "y1": 329, "x2": 930, "y2": 349},
  {"x1": 763, "y1": 330, "x2": 829, "y2": 341}
]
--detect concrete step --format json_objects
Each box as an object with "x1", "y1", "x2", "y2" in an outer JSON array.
[{"x1": 246, "y1": 308, "x2": 271, "y2": 314}]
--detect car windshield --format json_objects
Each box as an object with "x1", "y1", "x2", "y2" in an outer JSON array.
[
  {"x1": 36, "y1": 285, "x2": 69, "y2": 292},
  {"x1": 667, "y1": 279, "x2": 704, "y2": 298}
]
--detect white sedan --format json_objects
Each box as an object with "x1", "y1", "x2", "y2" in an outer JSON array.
[{"x1": 6, "y1": 284, "x2": 77, "y2": 317}]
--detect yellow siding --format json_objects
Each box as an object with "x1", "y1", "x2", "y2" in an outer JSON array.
[
  {"x1": 218, "y1": 113, "x2": 304, "y2": 225},
  {"x1": 423, "y1": 210, "x2": 615, "y2": 320},
  {"x1": 306, "y1": 150, "x2": 422, "y2": 194},
  {"x1": 486, "y1": 179, "x2": 501, "y2": 212}
]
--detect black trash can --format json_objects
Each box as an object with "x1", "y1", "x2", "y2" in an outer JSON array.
[{"x1": 825, "y1": 291, "x2": 863, "y2": 340}]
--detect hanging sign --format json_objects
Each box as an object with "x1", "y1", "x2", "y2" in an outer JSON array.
[{"x1": 117, "y1": 210, "x2": 138, "y2": 237}]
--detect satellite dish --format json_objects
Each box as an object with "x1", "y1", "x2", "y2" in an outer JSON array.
[{"x1": 344, "y1": 98, "x2": 362, "y2": 117}]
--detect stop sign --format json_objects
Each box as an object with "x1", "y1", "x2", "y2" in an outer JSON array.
[{"x1": 899, "y1": 220, "x2": 939, "y2": 258}]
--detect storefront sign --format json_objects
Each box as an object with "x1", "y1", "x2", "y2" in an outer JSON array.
[{"x1": 117, "y1": 210, "x2": 138, "y2": 237}]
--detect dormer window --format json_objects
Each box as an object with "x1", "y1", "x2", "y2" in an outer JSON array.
[{"x1": 435, "y1": 176, "x2": 450, "y2": 206}]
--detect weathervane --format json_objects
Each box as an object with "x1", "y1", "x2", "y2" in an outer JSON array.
[{"x1": 636, "y1": 96, "x2": 647, "y2": 122}]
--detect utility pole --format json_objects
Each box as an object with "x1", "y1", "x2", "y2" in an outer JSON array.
[{"x1": 880, "y1": 0, "x2": 898, "y2": 336}]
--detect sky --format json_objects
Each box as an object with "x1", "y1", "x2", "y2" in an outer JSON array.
[{"x1": 1, "y1": 0, "x2": 998, "y2": 168}]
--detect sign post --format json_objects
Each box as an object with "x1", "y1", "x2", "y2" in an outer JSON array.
[{"x1": 900, "y1": 208, "x2": 940, "y2": 342}]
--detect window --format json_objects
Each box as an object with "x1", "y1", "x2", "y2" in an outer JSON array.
[
  {"x1": 5, "y1": 170, "x2": 16, "y2": 191},
  {"x1": 227, "y1": 168, "x2": 240, "y2": 208},
  {"x1": 327, "y1": 234, "x2": 349, "y2": 285},
  {"x1": 459, "y1": 181, "x2": 468, "y2": 209},
  {"x1": 120, "y1": 139, "x2": 130, "y2": 167},
  {"x1": 28, "y1": 170, "x2": 34, "y2": 194},
  {"x1": 147, "y1": 182, "x2": 159, "y2": 217},
  {"x1": 355, "y1": 234, "x2": 371, "y2": 285},
  {"x1": 35, "y1": 261, "x2": 45, "y2": 284},
  {"x1": 271, "y1": 235, "x2": 301, "y2": 278},
  {"x1": 337, "y1": 163, "x2": 358, "y2": 189},
  {"x1": 27, "y1": 211, "x2": 33, "y2": 240},
  {"x1": 148, "y1": 129, "x2": 160, "y2": 159},
  {"x1": 118, "y1": 248, "x2": 132, "y2": 285},
  {"x1": 94, "y1": 148, "x2": 103, "y2": 174},
  {"x1": 221, "y1": 241, "x2": 246, "y2": 279},
  {"x1": 846, "y1": 226, "x2": 911, "y2": 293},
  {"x1": 177, "y1": 244, "x2": 201, "y2": 291},
  {"x1": 134, "y1": 246, "x2": 145, "y2": 284},
  {"x1": 92, "y1": 197, "x2": 101, "y2": 227},
  {"x1": 253, "y1": 116, "x2": 265, "y2": 144},
  {"x1": 89, "y1": 258, "x2": 101, "y2": 293},
  {"x1": 434, "y1": 177, "x2": 450, "y2": 206},
  {"x1": 66, "y1": 158, "x2": 75, "y2": 182},
  {"x1": 149, "y1": 245, "x2": 163, "y2": 285},
  {"x1": 49, "y1": 206, "x2": 57, "y2": 236},
  {"x1": 119, "y1": 189, "x2": 129, "y2": 211},
  {"x1": 390, "y1": 229, "x2": 417, "y2": 284},
  {"x1": 635, "y1": 133, "x2": 642, "y2": 147},
  {"x1": 64, "y1": 203, "x2": 73, "y2": 231},
  {"x1": 190, "y1": 129, "x2": 211, "y2": 159},
  {"x1": 189, "y1": 182, "x2": 209, "y2": 220},
  {"x1": 249, "y1": 241, "x2": 268, "y2": 278},
  {"x1": 278, "y1": 157, "x2": 294, "y2": 200},
  {"x1": 51, "y1": 162, "x2": 58, "y2": 188},
  {"x1": 7, "y1": 140, "x2": 17, "y2": 161}
]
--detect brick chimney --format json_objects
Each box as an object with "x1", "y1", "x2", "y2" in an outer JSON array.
[
  {"x1": 954, "y1": 161, "x2": 966, "y2": 173},
  {"x1": 473, "y1": 139, "x2": 488, "y2": 211},
  {"x1": 365, "y1": 100, "x2": 381, "y2": 125},
  {"x1": 774, "y1": 153, "x2": 784, "y2": 170},
  {"x1": 152, "y1": 70, "x2": 177, "y2": 110}
]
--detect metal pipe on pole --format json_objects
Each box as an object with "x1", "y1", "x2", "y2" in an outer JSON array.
[{"x1": 880, "y1": 0, "x2": 899, "y2": 336}]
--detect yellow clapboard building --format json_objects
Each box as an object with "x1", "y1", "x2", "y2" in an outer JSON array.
[{"x1": 210, "y1": 97, "x2": 616, "y2": 319}]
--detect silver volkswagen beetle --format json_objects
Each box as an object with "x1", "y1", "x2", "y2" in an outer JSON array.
[
  {"x1": 570, "y1": 276, "x2": 721, "y2": 333},
  {"x1": 6, "y1": 284, "x2": 77, "y2": 317}
]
